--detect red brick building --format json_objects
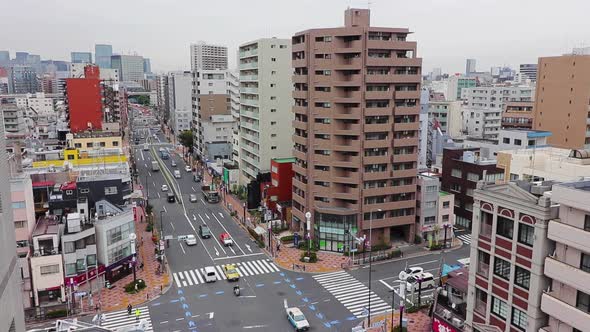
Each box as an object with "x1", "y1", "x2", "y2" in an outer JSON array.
[
  {"x1": 263, "y1": 158, "x2": 295, "y2": 222},
  {"x1": 65, "y1": 65, "x2": 102, "y2": 133}
]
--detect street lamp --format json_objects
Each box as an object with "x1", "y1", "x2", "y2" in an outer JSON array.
[
  {"x1": 159, "y1": 210, "x2": 165, "y2": 245},
  {"x1": 366, "y1": 208, "x2": 382, "y2": 327},
  {"x1": 305, "y1": 211, "x2": 312, "y2": 258},
  {"x1": 443, "y1": 223, "x2": 450, "y2": 249}
]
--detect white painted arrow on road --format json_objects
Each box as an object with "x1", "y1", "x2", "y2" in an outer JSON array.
[
  {"x1": 229, "y1": 246, "x2": 236, "y2": 255},
  {"x1": 245, "y1": 244, "x2": 252, "y2": 253},
  {"x1": 214, "y1": 247, "x2": 219, "y2": 256},
  {"x1": 219, "y1": 213, "x2": 223, "y2": 218}
]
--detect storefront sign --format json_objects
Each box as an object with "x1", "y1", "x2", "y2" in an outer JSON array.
[
  {"x1": 432, "y1": 317, "x2": 459, "y2": 332},
  {"x1": 64, "y1": 265, "x2": 105, "y2": 286}
]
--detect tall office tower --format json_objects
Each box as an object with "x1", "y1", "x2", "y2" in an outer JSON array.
[
  {"x1": 238, "y1": 38, "x2": 293, "y2": 184},
  {"x1": 14, "y1": 52, "x2": 29, "y2": 65},
  {"x1": 519, "y1": 63, "x2": 537, "y2": 82},
  {"x1": 71, "y1": 52, "x2": 92, "y2": 64},
  {"x1": 227, "y1": 71, "x2": 241, "y2": 165},
  {"x1": 466, "y1": 58, "x2": 477, "y2": 75},
  {"x1": 8, "y1": 66, "x2": 39, "y2": 94},
  {"x1": 534, "y1": 54, "x2": 590, "y2": 149},
  {"x1": 110, "y1": 55, "x2": 144, "y2": 82},
  {"x1": 95, "y1": 44, "x2": 113, "y2": 69},
  {"x1": 190, "y1": 42, "x2": 228, "y2": 71},
  {"x1": 0, "y1": 115, "x2": 26, "y2": 332},
  {"x1": 291, "y1": 8, "x2": 421, "y2": 250},
  {"x1": 143, "y1": 58, "x2": 152, "y2": 74},
  {"x1": 0, "y1": 50, "x2": 9, "y2": 65}
]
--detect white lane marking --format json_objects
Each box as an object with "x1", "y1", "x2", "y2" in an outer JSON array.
[
  {"x1": 141, "y1": 150, "x2": 145, "y2": 161},
  {"x1": 188, "y1": 270, "x2": 199, "y2": 285},
  {"x1": 148, "y1": 172, "x2": 151, "y2": 177},
  {"x1": 169, "y1": 222, "x2": 175, "y2": 230},
  {"x1": 214, "y1": 247, "x2": 219, "y2": 256},
  {"x1": 194, "y1": 269, "x2": 204, "y2": 283},
  {"x1": 144, "y1": 163, "x2": 148, "y2": 168},
  {"x1": 245, "y1": 244, "x2": 252, "y2": 253},
  {"x1": 192, "y1": 187, "x2": 196, "y2": 192},
  {"x1": 252, "y1": 260, "x2": 269, "y2": 273},
  {"x1": 179, "y1": 242, "x2": 186, "y2": 254},
  {"x1": 205, "y1": 213, "x2": 210, "y2": 220},
  {"x1": 163, "y1": 206, "x2": 167, "y2": 213},
  {"x1": 199, "y1": 214, "x2": 205, "y2": 223},
  {"x1": 178, "y1": 272, "x2": 187, "y2": 287},
  {"x1": 243, "y1": 325, "x2": 267, "y2": 329},
  {"x1": 379, "y1": 279, "x2": 395, "y2": 290},
  {"x1": 209, "y1": 312, "x2": 214, "y2": 319},
  {"x1": 268, "y1": 261, "x2": 281, "y2": 272},
  {"x1": 229, "y1": 246, "x2": 236, "y2": 255},
  {"x1": 213, "y1": 213, "x2": 246, "y2": 255},
  {"x1": 173, "y1": 273, "x2": 181, "y2": 287},
  {"x1": 235, "y1": 267, "x2": 245, "y2": 277},
  {"x1": 215, "y1": 266, "x2": 226, "y2": 280},
  {"x1": 200, "y1": 198, "x2": 206, "y2": 204},
  {"x1": 157, "y1": 192, "x2": 161, "y2": 199},
  {"x1": 183, "y1": 271, "x2": 193, "y2": 286},
  {"x1": 218, "y1": 212, "x2": 223, "y2": 218},
  {"x1": 153, "y1": 181, "x2": 156, "y2": 187}
]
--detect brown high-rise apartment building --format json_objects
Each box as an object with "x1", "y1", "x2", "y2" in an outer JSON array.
[
  {"x1": 534, "y1": 54, "x2": 590, "y2": 149},
  {"x1": 291, "y1": 8, "x2": 421, "y2": 251}
]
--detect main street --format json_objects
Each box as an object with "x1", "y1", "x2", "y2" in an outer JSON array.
[{"x1": 91, "y1": 106, "x2": 472, "y2": 331}]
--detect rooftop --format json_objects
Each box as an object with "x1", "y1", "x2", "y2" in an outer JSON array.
[
  {"x1": 557, "y1": 179, "x2": 590, "y2": 192},
  {"x1": 272, "y1": 157, "x2": 296, "y2": 164},
  {"x1": 446, "y1": 267, "x2": 469, "y2": 292},
  {"x1": 32, "y1": 215, "x2": 61, "y2": 237}
]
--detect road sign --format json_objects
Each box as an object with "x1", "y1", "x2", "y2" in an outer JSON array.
[
  {"x1": 164, "y1": 235, "x2": 175, "y2": 240},
  {"x1": 350, "y1": 248, "x2": 358, "y2": 253},
  {"x1": 74, "y1": 291, "x2": 87, "y2": 297}
]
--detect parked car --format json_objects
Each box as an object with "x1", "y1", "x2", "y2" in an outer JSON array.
[
  {"x1": 161, "y1": 184, "x2": 169, "y2": 192},
  {"x1": 185, "y1": 165, "x2": 192, "y2": 172},
  {"x1": 223, "y1": 264, "x2": 239, "y2": 281},
  {"x1": 184, "y1": 234, "x2": 197, "y2": 246},
  {"x1": 199, "y1": 225, "x2": 211, "y2": 239},
  {"x1": 398, "y1": 266, "x2": 424, "y2": 281},
  {"x1": 190, "y1": 194, "x2": 198, "y2": 202}
]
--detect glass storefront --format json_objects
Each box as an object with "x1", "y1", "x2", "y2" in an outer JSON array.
[{"x1": 314, "y1": 212, "x2": 358, "y2": 252}]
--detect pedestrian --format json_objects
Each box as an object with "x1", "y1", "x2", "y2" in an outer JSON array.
[
  {"x1": 276, "y1": 243, "x2": 281, "y2": 253},
  {"x1": 135, "y1": 308, "x2": 140, "y2": 321},
  {"x1": 127, "y1": 304, "x2": 132, "y2": 315}
]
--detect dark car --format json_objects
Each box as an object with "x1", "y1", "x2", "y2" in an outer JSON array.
[
  {"x1": 199, "y1": 225, "x2": 211, "y2": 239},
  {"x1": 167, "y1": 192, "x2": 175, "y2": 203}
]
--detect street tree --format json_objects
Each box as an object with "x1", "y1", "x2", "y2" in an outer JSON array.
[{"x1": 177, "y1": 130, "x2": 194, "y2": 160}]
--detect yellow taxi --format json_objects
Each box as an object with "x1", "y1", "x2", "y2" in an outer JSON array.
[{"x1": 223, "y1": 264, "x2": 240, "y2": 281}]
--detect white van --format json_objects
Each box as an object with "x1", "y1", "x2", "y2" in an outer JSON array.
[
  {"x1": 174, "y1": 170, "x2": 181, "y2": 179},
  {"x1": 204, "y1": 266, "x2": 217, "y2": 283},
  {"x1": 406, "y1": 272, "x2": 435, "y2": 291}
]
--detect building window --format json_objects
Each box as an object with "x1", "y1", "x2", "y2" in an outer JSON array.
[
  {"x1": 514, "y1": 139, "x2": 522, "y2": 145},
  {"x1": 40, "y1": 264, "x2": 60, "y2": 275},
  {"x1": 451, "y1": 168, "x2": 462, "y2": 178},
  {"x1": 514, "y1": 265, "x2": 530, "y2": 289},
  {"x1": 467, "y1": 172, "x2": 480, "y2": 182},
  {"x1": 424, "y1": 201, "x2": 436, "y2": 209},
  {"x1": 271, "y1": 58, "x2": 276, "y2": 62},
  {"x1": 64, "y1": 241, "x2": 75, "y2": 254},
  {"x1": 493, "y1": 257, "x2": 511, "y2": 280},
  {"x1": 466, "y1": 188, "x2": 474, "y2": 197},
  {"x1": 443, "y1": 201, "x2": 450, "y2": 208},
  {"x1": 65, "y1": 263, "x2": 76, "y2": 276},
  {"x1": 105, "y1": 186, "x2": 118, "y2": 195},
  {"x1": 491, "y1": 296, "x2": 508, "y2": 319},
  {"x1": 271, "y1": 146, "x2": 277, "y2": 150},
  {"x1": 12, "y1": 201, "x2": 26, "y2": 209},
  {"x1": 424, "y1": 216, "x2": 436, "y2": 224},
  {"x1": 14, "y1": 220, "x2": 26, "y2": 228},
  {"x1": 80, "y1": 188, "x2": 90, "y2": 194},
  {"x1": 503, "y1": 138, "x2": 510, "y2": 144},
  {"x1": 477, "y1": 250, "x2": 490, "y2": 277},
  {"x1": 576, "y1": 291, "x2": 590, "y2": 313},
  {"x1": 497, "y1": 216, "x2": 514, "y2": 239},
  {"x1": 442, "y1": 215, "x2": 449, "y2": 222},
  {"x1": 581, "y1": 253, "x2": 590, "y2": 273},
  {"x1": 465, "y1": 203, "x2": 473, "y2": 212},
  {"x1": 585, "y1": 215, "x2": 590, "y2": 231},
  {"x1": 511, "y1": 307, "x2": 527, "y2": 331},
  {"x1": 87, "y1": 254, "x2": 97, "y2": 266},
  {"x1": 450, "y1": 183, "x2": 461, "y2": 193},
  {"x1": 517, "y1": 223, "x2": 534, "y2": 246},
  {"x1": 426, "y1": 185, "x2": 438, "y2": 193}
]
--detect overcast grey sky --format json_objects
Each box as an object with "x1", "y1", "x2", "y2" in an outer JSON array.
[{"x1": 1, "y1": 0, "x2": 589, "y2": 73}]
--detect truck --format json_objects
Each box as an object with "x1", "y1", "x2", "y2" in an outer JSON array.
[
  {"x1": 201, "y1": 185, "x2": 220, "y2": 203},
  {"x1": 151, "y1": 161, "x2": 160, "y2": 172}
]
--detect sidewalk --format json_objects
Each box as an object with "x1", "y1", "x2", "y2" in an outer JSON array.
[
  {"x1": 79, "y1": 204, "x2": 170, "y2": 314},
  {"x1": 359, "y1": 310, "x2": 431, "y2": 332}
]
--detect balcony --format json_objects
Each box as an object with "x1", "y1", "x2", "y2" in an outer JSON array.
[
  {"x1": 241, "y1": 122, "x2": 259, "y2": 132},
  {"x1": 395, "y1": 90, "x2": 420, "y2": 100},
  {"x1": 395, "y1": 105, "x2": 420, "y2": 116},
  {"x1": 334, "y1": 124, "x2": 361, "y2": 135},
  {"x1": 391, "y1": 169, "x2": 417, "y2": 178},
  {"x1": 292, "y1": 163, "x2": 306, "y2": 175},
  {"x1": 333, "y1": 140, "x2": 361, "y2": 151},
  {"x1": 292, "y1": 74, "x2": 308, "y2": 84},
  {"x1": 366, "y1": 57, "x2": 395, "y2": 67},
  {"x1": 393, "y1": 137, "x2": 419, "y2": 147},
  {"x1": 365, "y1": 123, "x2": 391, "y2": 132},
  {"x1": 240, "y1": 109, "x2": 259, "y2": 119},
  {"x1": 293, "y1": 135, "x2": 307, "y2": 146},
  {"x1": 548, "y1": 219, "x2": 590, "y2": 253},
  {"x1": 544, "y1": 256, "x2": 590, "y2": 294},
  {"x1": 364, "y1": 139, "x2": 389, "y2": 149},
  {"x1": 332, "y1": 190, "x2": 358, "y2": 200},
  {"x1": 361, "y1": 215, "x2": 414, "y2": 230},
  {"x1": 333, "y1": 74, "x2": 362, "y2": 86},
  {"x1": 333, "y1": 91, "x2": 362, "y2": 103},
  {"x1": 292, "y1": 177, "x2": 307, "y2": 190},
  {"x1": 333, "y1": 107, "x2": 362, "y2": 120},
  {"x1": 292, "y1": 120, "x2": 307, "y2": 130},
  {"x1": 366, "y1": 90, "x2": 393, "y2": 100},
  {"x1": 293, "y1": 149, "x2": 306, "y2": 161},
  {"x1": 366, "y1": 74, "x2": 421, "y2": 84},
  {"x1": 240, "y1": 75, "x2": 259, "y2": 81},
  {"x1": 241, "y1": 99, "x2": 259, "y2": 107},
  {"x1": 293, "y1": 105, "x2": 307, "y2": 114},
  {"x1": 394, "y1": 122, "x2": 419, "y2": 131},
  {"x1": 241, "y1": 132, "x2": 259, "y2": 143},
  {"x1": 292, "y1": 90, "x2": 307, "y2": 99},
  {"x1": 363, "y1": 155, "x2": 390, "y2": 165},
  {"x1": 333, "y1": 173, "x2": 360, "y2": 184},
  {"x1": 241, "y1": 87, "x2": 259, "y2": 95},
  {"x1": 332, "y1": 155, "x2": 360, "y2": 168},
  {"x1": 241, "y1": 144, "x2": 258, "y2": 155},
  {"x1": 394, "y1": 57, "x2": 422, "y2": 67},
  {"x1": 365, "y1": 107, "x2": 392, "y2": 117},
  {"x1": 239, "y1": 49, "x2": 258, "y2": 58},
  {"x1": 541, "y1": 291, "x2": 590, "y2": 332},
  {"x1": 392, "y1": 153, "x2": 417, "y2": 163},
  {"x1": 334, "y1": 40, "x2": 362, "y2": 53},
  {"x1": 334, "y1": 57, "x2": 362, "y2": 70},
  {"x1": 292, "y1": 58, "x2": 306, "y2": 68},
  {"x1": 364, "y1": 170, "x2": 390, "y2": 181},
  {"x1": 292, "y1": 191, "x2": 306, "y2": 206},
  {"x1": 240, "y1": 62, "x2": 259, "y2": 70}
]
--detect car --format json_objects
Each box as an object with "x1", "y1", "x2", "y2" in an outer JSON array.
[
  {"x1": 286, "y1": 307, "x2": 310, "y2": 331},
  {"x1": 406, "y1": 272, "x2": 435, "y2": 291},
  {"x1": 219, "y1": 232, "x2": 233, "y2": 246},
  {"x1": 199, "y1": 225, "x2": 211, "y2": 239},
  {"x1": 143, "y1": 143, "x2": 149, "y2": 151},
  {"x1": 174, "y1": 170, "x2": 181, "y2": 179},
  {"x1": 171, "y1": 160, "x2": 177, "y2": 167},
  {"x1": 223, "y1": 264, "x2": 239, "y2": 281},
  {"x1": 167, "y1": 193, "x2": 176, "y2": 203},
  {"x1": 204, "y1": 266, "x2": 217, "y2": 282},
  {"x1": 185, "y1": 165, "x2": 192, "y2": 173},
  {"x1": 190, "y1": 194, "x2": 198, "y2": 202},
  {"x1": 398, "y1": 266, "x2": 424, "y2": 281},
  {"x1": 184, "y1": 234, "x2": 197, "y2": 246},
  {"x1": 161, "y1": 184, "x2": 168, "y2": 192}
]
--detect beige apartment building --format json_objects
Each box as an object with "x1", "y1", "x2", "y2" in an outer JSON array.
[
  {"x1": 291, "y1": 8, "x2": 421, "y2": 251},
  {"x1": 534, "y1": 54, "x2": 590, "y2": 150}
]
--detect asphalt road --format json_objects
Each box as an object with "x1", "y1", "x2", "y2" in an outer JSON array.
[{"x1": 85, "y1": 107, "x2": 473, "y2": 332}]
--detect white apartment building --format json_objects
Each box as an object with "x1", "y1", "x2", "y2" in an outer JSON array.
[
  {"x1": 462, "y1": 85, "x2": 535, "y2": 110},
  {"x1": 447, "y1": 75, "x2": 476, "y2": 101},
  {"x1": 238, "y1": 38, "x2": 293, "y2": 184},
  {"x1": 463, "y1": 107, "x2": 502, "y2": 141},
  {"x1": 202, "y1": 114, "x2": 234, "y2": 161},
  {"x1": 228, "y1": 71, "x2": 240, "y2": 165},
  {"x1": 167, "y1": 71, "x2": 193, "y2": 134},
  {"x1": 428, "y1": 100, "x2": 463, "y2": 138},
  {"x1": 190, "y1": 42, "x2": 228, "y2": 71},
  {"x1": 461, "y1": 129, "x2": 551, "y2": 159},
  {"x1": 99, "y1": 68, "x2": 119, "y2": 82},
  {"x1": 541, "y1": 180, "x2": 590, "y2": 332},
  {"x1": 15, "y1": 92, "x2": 55, "y2": 117}
]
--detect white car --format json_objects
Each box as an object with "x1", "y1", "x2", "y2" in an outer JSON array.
[
  {"x1": 398, "y1": 266, "x2": 424, "y2": 281},
  {"x1": 185, "y1": 165, "x2": 192, "y2": 173},
  {"x1": 161, "y1": 184, "x2": 169, "y2": 192},
  {"x1": 174, "y1": 170, "x2": 181, "y2": 179},
  {"x1": 184, "y1": 234, "x2": 197, "y2": 246},
  {"x1": 190, "y1": 194, "x2": 198, "y2": 202},
  {"x1": 286, "y1": 307, "x2": 310, "y2": 331}
]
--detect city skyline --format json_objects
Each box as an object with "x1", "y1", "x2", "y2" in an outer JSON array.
[{"x1": 1, "y1": 0, "x2": 589, "y2": 73}]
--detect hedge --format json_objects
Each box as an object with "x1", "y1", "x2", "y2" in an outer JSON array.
[
  {"x1": 124, "y1": 279, "x2": 147, "y2": 294},
  {"x1": 46, "y1": 309, "x2": 68, "y2": 319},
  {"x1": 280, "y1": 235, "x2": 294, "y2": 243},
  {"x1": 300, "y1": 251, "x2": 318, "y2": 263}
]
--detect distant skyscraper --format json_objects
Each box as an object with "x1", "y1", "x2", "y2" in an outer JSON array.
[
  {"x1": 143, "y1": 58, "x2": 151, "y2": 73},
  {"x1": 190, "y1": 42, "x2": 228, "y2": 71},
  {"x1": 519, "y1": 63, "x2": 537, "y2": 82},
  {"x1": 0, "y1": 113, "x2": 26, "y2": 332},
  {"x1": 15, "y1": 52, "x2": 29, "y2": 65},
  {"x1": 466, "y1": 58, "x2": 476, "y2": 74},
  {"x1": 111, "y1": 55, "x2": 144, "y2": 82},
  {"x1": 95, "y1": 44, "x2": 113, "y2": 69},
  {"x1": 0, "y1": 51, "x2": 9, "y2": 66},
  {"x1": 8, "y1": 66, "x2": 38, "y2": 94},
  {"x1": 71, "y1": 52, "x2": 92, "y2": 64}
]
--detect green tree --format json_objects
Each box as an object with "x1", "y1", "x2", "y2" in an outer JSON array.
[
  {"x1": 177, "y1": 130, "x2": 194, "y2": 156},
  {"x1": 136, "y1": 95, "x2": 150, "y2": 106}
]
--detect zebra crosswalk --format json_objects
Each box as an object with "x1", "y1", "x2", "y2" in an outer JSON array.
[
  {"x1": 100, "y1": 305, "x2": 153, "y2": 331},
  {"x1": 172, "y1": 259, "x2": 281, "y2": 288},
  {"x1": 456, "y1": 233, "x2": 472, "y2": 245},
  {"x1": 313, "y1": 271, "x2": 390, "y2": 318}
]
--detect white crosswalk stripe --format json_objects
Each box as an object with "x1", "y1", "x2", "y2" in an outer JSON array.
[
  {"x1": 313, "y1": 271, "x2": 390, "y2": 318},
  {"x1": 456, "y1": 233, "x2": 472, "y2": 244},
  {"x1": 101, "y1": 305, "x2": 153, "y2": 331},
  {"x1": 172, "y1": 259, "x2": 280, "y2": 288}
]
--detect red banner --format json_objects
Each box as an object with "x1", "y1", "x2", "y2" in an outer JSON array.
[
  {"x1": 64, "y1": 265, "x2": 105, "y2": 286},
  {"x1": 432, "y1": 317, "x2": 459, "y2": 332}
]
